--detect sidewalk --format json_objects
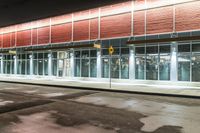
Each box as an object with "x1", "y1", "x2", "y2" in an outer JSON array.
[{"x1": 0, "y1": 76, "x2": 200, "y2": 98}]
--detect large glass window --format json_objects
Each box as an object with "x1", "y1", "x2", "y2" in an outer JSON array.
[
  {"x1": 74, "y1": 49, "x2": 97, "y2": 78},
  {"x1": 135, "y1": 56, "x2": 145, "y2": 79},
  {"x1": 146, "y1": 55, "x2": 158, "y2": 80},
  {"x1": 102, "y1": 58, "x2": 109, "y2": 78},
  {"x1": 192, "y1": 43, "x2": 200, "y2": 82}
]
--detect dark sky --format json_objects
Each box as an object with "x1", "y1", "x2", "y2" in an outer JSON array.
[{"x1": 0, "y1": 0, "x2": 126, "y2": 28}]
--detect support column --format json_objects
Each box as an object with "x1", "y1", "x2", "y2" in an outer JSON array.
[
  {"x1": 48, "y1": 53, "x2": 52, "y2": 76},
  {"x1": 29, "y1": 54, "x2": 33, "y2": 75},
  {"x1": 70, "y1": 51, "x2": 74, "y2": 78},
  {"x1": 14, "y1": 55, "x2": 17, "y2": 75},
  {"x1": 129, "y1": 45, "x2": 135, "y2": 80},
  {"x1": 170, "y1": 42, "x2": 178, "y2": 81},
  {"x1": 97, "y1": 49, "x2": 101, "y2": 78}
]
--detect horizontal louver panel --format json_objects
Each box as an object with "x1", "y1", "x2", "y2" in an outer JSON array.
[
  {"x1": 73, "y1": 20, "x2": 89, "y2": 41},
  {"x1": 38, "y1": 27, "x2": 50, "y2": 45},
  {"x1": 101, "y1": 13, "x2": 131, "y2": 38},
  {"x1": 16, "y1": 30, "x2": 31, "y2": 46}
]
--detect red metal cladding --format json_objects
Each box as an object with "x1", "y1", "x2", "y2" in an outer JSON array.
[
  {"x1": 3, "y1": 33, "x2": 11, "y2": 48},
  {"x1": 74, "y1": 10, "x2": 90, "y2": 21},
  {"x1": 90, "y1": 8, "x2": 99, "y2": 18},
  {"x1": 101, "y1": 1, "x2": 131, "y2": 16},
  {"x1": 134, "y1": 0, "x2": 146, "y2": 10},
  {"x1": 90, "y1": 18, "x2": 99, "y2": 40},
  {"x1": 176, "y1": 1, "x2": 200, "y2": 32},
  {"x1": 16, "y1": 30, "x2": 31, "y2": 47},
  {"x1": 133, "y1": 11, "x2": 145, "y2": 35},
  {"x1": 38, "y1": 26, "x2": 50, "y2": 45},
  {"x1": 0, "y1": 35, "x2": 2, "y2": 48},
  {"x1": 11, "y1": 32, "x2": 16, "y2": 47},
  {"x1": 100, "y1": 13, "x2": 131, "y2": 39},
  {"x1": 146, "y1": 6, "x2": 173, "y2": 34},
  {"x1": 32, "y1": 28, "x2": 38, "y2": 45},
  {"x1": 51, "y1": 23, "x2": 72, "y2": 43},
  {"x1": 73, "y1": 20, "x2": 89, "y2": 41},
  {"x1": 51, "y1": 14, "x2": 72, "y2": 25}
]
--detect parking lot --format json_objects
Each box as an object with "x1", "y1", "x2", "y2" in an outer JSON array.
[{"x1": 0, "y1": 82, "x2": 199, "y2": 133}]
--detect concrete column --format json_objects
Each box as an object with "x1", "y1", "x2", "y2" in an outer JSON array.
[
  {"x1": 29, "y1": 54, "x2": 33, "y2": 75},
  {"x1": 97, "y1": 49, "x2": 101, "y2": 78},
  {"x1": 129, "y1": 45, "x2": 135, "y2": 80},
  {"x1": 170, "y1": 42, "x2": 178, "y2": 81},
  {"x1": 48, "y1": 53, "x2": 52, "y2": 76},
  {"x1": 14, "y1": 55, "x2": 17, "y2": 75},
  {"x1": 70, "y1": 51, "x2": 74, "y2": 78}
]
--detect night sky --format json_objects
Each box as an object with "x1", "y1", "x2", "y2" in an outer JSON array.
[{"x1": 0, "y1": 0, "x2": 126, "y2": 28}]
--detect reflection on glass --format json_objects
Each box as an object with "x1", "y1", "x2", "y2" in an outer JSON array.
[
  {"x1": 44, "y1": 59, "x2": 48, "y2": 76},
  {"x1": 90, "y1": 59, "x2": 97, "y2": 77},
  {"x1": 38, "y1": 60, "x2": 43, "y2": 75},
  {"x1": 7, "y1": 61, "x2": 10, "y2": 74},
  {"x1": 111, "y1": 58, "x2": 120, "y2": 78},
  {"x1": 178, "y1": 55, "x2": 190, "y2": 81},
  {"x1": 33, "y1": 60, "x2": 37, "y2": 75},
  {"x1": 52, "y1": 59, "x2": 57, "y2": 76},
  {"x1": 21, "y1": 60, "x2": 26, "y2": 75},
  {"x1": 81, "y1": 59, "x2": 89, "y2": 77},
  {"x1": 17, "y1": 61, "x2": 22, "y2": 74},
  {"x1": 75, "y1": 59, "x2": 80, "y2": 77},
  {"x1": 146, "y1": 56, "x2": 158, "y2": 80},
  {"x1": 192, "y1": 54, "x2": 200, "y2": 82},
  {"x1": 102, "y1": 58, "x2": 109, "y2": 78},
  {"x1": 121, "y1": 57, "x2": 129, "y2": 79},
  {"x1": 159, "y1": 55, "x2": 170, "y2": 80},
  {"x1": 27, "y1": 60, "x2": 30, "y2": 75},
  {"x1": 135, "y1": 56, "x2": 145, "y2": 79},
  {"x1": 3, "y1": 61, "x2": 6, "y2": 74}
]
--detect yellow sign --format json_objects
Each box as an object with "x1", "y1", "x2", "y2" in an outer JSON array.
[
  {"x1": 93, "y1": 43, "x2": 101, "y2": 49},
  {"x1": 9, "y1": 50, "x2": 16, "y2": 55},
  {"x1": 109, "y1": 46, "x2": 114, "y2": 55}
]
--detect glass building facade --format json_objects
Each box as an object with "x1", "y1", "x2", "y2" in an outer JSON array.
[{"x1": 0, "y1": 38, "x2": 200, "y2": 83}]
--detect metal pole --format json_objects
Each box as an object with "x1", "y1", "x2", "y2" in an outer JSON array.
[{"x1": 109, "y1": 54, "x2": 111, "y2": 88}]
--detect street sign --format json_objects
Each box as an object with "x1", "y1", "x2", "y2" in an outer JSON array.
[
  {"x1": 9, "y1": 50, "x2": 16, "y2": 55},
  {"x1": 93, "y1": 43, "x2": 101, "y2": 49},
  {"x1": 109, "y1": 46, "x2": 114, "y2": 55}
]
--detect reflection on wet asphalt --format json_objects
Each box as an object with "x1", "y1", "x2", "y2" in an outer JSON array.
[{"x1": 73, "y1": 94, "x2": 200, "y2": 133}]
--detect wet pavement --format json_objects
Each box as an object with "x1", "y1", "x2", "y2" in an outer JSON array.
[{"x1": 0, "y1": 82, "x2": 199, "y2": 133}]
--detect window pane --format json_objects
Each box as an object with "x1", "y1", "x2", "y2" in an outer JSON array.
[
  {"x1": 111, "y1": 58, "x2": 120, "y2": 78},
  {"x1": 81, "y1": 59, "x2": 89, "y2": 77},
  {"x1": 102, "y1": 49, "x2": 109, "y2": 56},
  {"x1": 178, "y1": 44, "x2": 190, "y2": 52},
  {"x1": 121, "y1": 57, "x2": 129, "y2": 79},
  {"x1": 135, "y1": 56, "x2": 145, "y2": 79},
  {"x1": 178, "y1": 55, "x2": 190, "y2": 81},
  {"x1": 52, "y1": 59, "x2": 57, "y2": 76},
  {"x1": 82, "y1": 50, "x2": 89, "y2": 58},
  {"x1": 159, "y1": 55, "x2": 170, "y2": 80},
  {"x1": 27, "y1": 60, "x2": 30, "y2": 75},
  {"x1": 192, "y1": 54, "x2": 200, "y2": 82},
  {"x1": 7, "y1": 61, "x2": 10, "y2": 74},
  {"x1": 121, "y1": 48, "x2": 129, "y2": 55},
  {"x1": 21, "y1": 60, "x2": 26, "y2": 75},
  {"x1": 102, "y1": 58, "x2": 109, "y2": 78},
  {"x1": 90, "y1": 59, "x2": 97, "y2": 77},
  {"x1": 90, "y1": 50, "x2": 97, "y2": 57},
  {"x1": 146, "y1": 46, "x2": 158, "y2": 54},
  {"x1": 33, "y1": 60, "x2": 37, "y2": 75},
  {"x1": 44, "y1": 59, "x2": 48, "y2": 76},
  {"x1": 135, "y1": 47, "x2": 145, "y2": 55},
  {"x1": 74, "y1": 59, "x2": 80, "y2": 77},
  {"x1": 146, "y1": 55, "x2": 158, "y2": 80},
  {"x1": 38, "y1": 60, "x2": 43, "y2": 75},
  {"x1": 192, "y1": 44, "x2": 200, "y2": 52},
  {"x1": 75, "y1": 51, "x2": 81, "y2": 58},
  {"x1": 160, "y1": 45, "x2": 170, "y2": 53}
]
